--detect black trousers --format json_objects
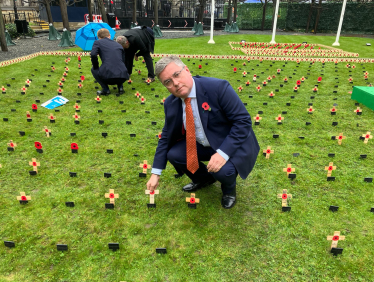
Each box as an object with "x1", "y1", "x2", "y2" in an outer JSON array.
[
  {"x1": 167, "y1": 140, "x2": 238, "y2": 195},
  {"x1": 91, "y1": 68, "x2": 126, "y2": 91}
]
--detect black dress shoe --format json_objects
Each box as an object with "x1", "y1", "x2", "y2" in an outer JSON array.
[
  {"x1": 118, "y1": 87, "x2": 124, "y2": 94},
  {"x1": 221, "y1": 194, "x2": 236, "y2": 209},
  {"x1": 97, "y1": 89, "x2": 110, "y2": 95},
  {"x1": 182, "y1": 178, "x2": 216, "y2": 192}
]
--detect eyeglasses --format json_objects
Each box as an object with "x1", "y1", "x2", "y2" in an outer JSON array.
[{"x1": 162, "y1": 66, "x2": 185, "y2": 88}]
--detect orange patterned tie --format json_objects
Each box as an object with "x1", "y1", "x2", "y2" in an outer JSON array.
[{"x1": 184, "y1": 98, "x2": 199, "y2": 174}]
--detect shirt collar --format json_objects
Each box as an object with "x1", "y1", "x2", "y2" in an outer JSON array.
[{"x1": 181, "y1": 78, "x2": 196, "y2": 101}]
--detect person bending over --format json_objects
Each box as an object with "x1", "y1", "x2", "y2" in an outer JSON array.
[{"x1": 91, "y1": 28, "x2": 129, "y2": 95}]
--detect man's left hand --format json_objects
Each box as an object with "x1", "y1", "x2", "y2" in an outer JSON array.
[{"x1": 207, "y1": 153, "x2": 226, "y2": 173}]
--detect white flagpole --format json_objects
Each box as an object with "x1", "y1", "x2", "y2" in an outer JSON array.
[
  {"x1": 208, "y1": 0, "x2": 215, "y2": 44},
  {"x1": 332, "y1": 0, "x2": 347, "y2": 46},
  {"x1": 270, "y1": 0, "x2": 280, "y2": 44}
]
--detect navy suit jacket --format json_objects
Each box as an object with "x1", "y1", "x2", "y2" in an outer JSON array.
[
  {"x1": 90, "y1": 37, "x2": 129, "y2": 80},
  {"x1": 153, "y1": 76, "x2": 260, "y2": 179}
]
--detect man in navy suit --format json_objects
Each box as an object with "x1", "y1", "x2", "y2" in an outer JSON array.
[
  {"x1": 146, "y1": 56, "x2": 259, "y2": 209},
  {"x1": 91, "y1": 28, "x2": 129, "y2": 95}
]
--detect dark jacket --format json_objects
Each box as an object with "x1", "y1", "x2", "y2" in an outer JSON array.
[
  {"x1": 123, "y1": 26, "x2": 155, "y2": 56},
  {"x1": 153, "y1": 76, "x2": 260, "y2": 179},
  {"x1": 90, "y1": 37, "x2": 129, "y2": 80}
]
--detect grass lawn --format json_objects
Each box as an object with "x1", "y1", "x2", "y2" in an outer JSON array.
[{"x1": 0, "y1": 35, "x2": 374, "y2": 281}]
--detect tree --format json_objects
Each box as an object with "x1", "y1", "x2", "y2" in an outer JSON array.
[
  {"x1": 59, "y1": 0, "x2": 70, "y2": 30},
  {"x1": 233, "y1": 0, "x2": 238, "y2": 22},
  {"x1": 313, "y1": 0, "x2": 322, "y2": 34},
  {"x1": 306, "y1": 0, "x2": 315, "y2": 33},
  {"x1": 0, "y1": 5, "x2": 9, "y2": 52},
  {"x1": 87, "y1": 0, "x2": 93, "y2": 22},
  {"x1": 132, "y1": 0, "x2": 137, "y2": 23},
  {"x1": 154, "y1": 0, "x2": 158, "y2": 24},
  {"x1": 97, "y1": 0, "x2": 108, "y2": 23},
  {"x1": 197, "y1": 0, "x2": 206, "y2": 23},
  {"x1": 226, "y1": 0, "x2": 232, "y2": 23}
]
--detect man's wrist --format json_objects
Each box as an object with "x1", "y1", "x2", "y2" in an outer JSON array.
[
  {"x1": 151, "y1": 168, "x2": 162, "y2": 175},
  {"x1": 216, "y1": 149, "x2": 229, "y2": 161}
]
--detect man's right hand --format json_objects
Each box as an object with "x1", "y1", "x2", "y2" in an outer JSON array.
[{"x1": 146, "y1": 174, "x2": 160, "y2": 191}]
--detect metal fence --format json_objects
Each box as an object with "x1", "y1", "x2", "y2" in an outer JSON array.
[{"x1": 2, "y1": 10, "x2": 40, "y2": 24}]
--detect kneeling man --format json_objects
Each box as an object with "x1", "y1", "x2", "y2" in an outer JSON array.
[
  {"x1": 91, "y1": 28, "x2": 129, "y2": 95},
  {"x1": 146, "y1": 56, "x2": 260, "y2": 208}
]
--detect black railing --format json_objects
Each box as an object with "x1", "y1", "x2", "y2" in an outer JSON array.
[{"x1": 2, "y1": 10, "x2": 40, "y2": 24}]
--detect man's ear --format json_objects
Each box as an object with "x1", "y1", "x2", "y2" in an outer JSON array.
[{"x1": 185, "y1": 66, "x2": 192, "y2": 76}]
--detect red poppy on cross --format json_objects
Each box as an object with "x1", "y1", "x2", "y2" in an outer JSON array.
[
  {"x1": 268, "y1": 91, "x2": 274, "y2": 97},
  {"x1": 307, "y1": 106, "x2": 314, "y2": 113},
  {"x1": 263, "y1": 146, "x2": 274, "y2": 159},
  {"x1": 256, "y1": 85, "x2": 262, "y2": 92},
  {"x1": 105, "y1": 189, "x2": 119, "y2": 205},
  {"x1": 7, "y1": 140, "x2": 17, "y2": 149},
  {"x1": 73, "y1": 112, "x2": 80, "y2": 120},
  {"x1": 335, "y1": 133, "x2": 346, "y2": 145},
  {"x1": 354, "y1": 107, "x2": 362, "y2": 114},
  {"x1": 186, "y1": 193, "x2": 200, "y2": 205},
  {"x1": 74, "y1": 103, "x2": 81, "y2": 110},
  {"x1": 283, "y1": 164, "x2": 295, "y2": 176},
  {"x1": 277, "y1": 189, "x2": 292, "y2": 207},
  {"x1": 330, "y1": 106, "x2": 337, "y2": 113},
  {"x1": 95, "y1": 96, "x2": 102, "y2": 102},
  {"x1": 145, "y1": 189, "x2": 159, "y2": 204},
  {"x1": 78, "y1": 83, "x2": 83, "y2": 88},
  {"x1": 276, "y1": 114, "x2": 284, "y2": 123},
  {"x1": 362, "y1": 131, "x2": 372, "y2": 144},
  {"x1": 57, "y1": 88, "x2": 63, "y2": 94},
  {"x1": 139, "y1": 160, "x2": 152, "y2": 174},
  {"x1": 140, "y1": 96, "x2": 146, "y2": 104},
  {"x1": 44, "y1": 126, "x2": 51, "y2": 137},
  {"x1": 17, "y1": 192, "x2": 31, "y2": 202},
  {"x1": 32, "y1": 104, "x2": 38, "y2": 110},
  {"x1": 237, "y1": 85, "x2": 243, "y2": 92},
  {"x1": 325, "y1": 162, "x2": 336, "y2": 177},
  {"x1": 1, "y1": 86, "x2": 6, "y2": 93},
  {"x1": 21, "y1": 86, "x2": 27, "y2": 92},
  {"x1": 246, "y1": 80, "x2": 250, "y2": 86},
  {"x1": 29, "y1": 158, "x2": 40, "y2": 172},
  {"x1": 135, "y1": 91, "x2": 141, "y2": 98},
  {"x1": 34, "y1": 142, "x2": 42, "y2": 149},
  {"x1": 327, "y1": 231, "x2": 345, "y2": 249}
]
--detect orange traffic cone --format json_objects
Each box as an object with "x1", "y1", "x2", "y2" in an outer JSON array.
[{"x1": 115, "y1": 17, "x2": 121, "y2": 29}]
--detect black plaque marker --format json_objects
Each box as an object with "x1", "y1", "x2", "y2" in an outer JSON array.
[
  {"x1": 106, "y1": 149, "x2": 113, "y2": 154},
  {"x1": 288, "y1": 173, "x2": 296, "y2": 180},
  {"x1": 327, "y1": 177, "x2": 336, "y2": 181},
  {"x1": 130, "y1": 134, "x2": 136, "y2": 137},
  {"x1": 104, "y1": 173, "x2": 112, "y2": 178},
  {"x1": 65, "y1": 202, "x2": 75, "y2": 207},
  {"x1": 105, "y1": 203, "x2": 114, "y2": 209},
  {"x1": 57, "y1": 244, "x2": 68, "y2": 251},
  {"x1": 108, "y1": 243, "x2": 120, "y2": 251},
  {"x1": 156, "y1": 248, "x2": 167, "y2": 254},
  {"x1": 69, "y1": 172, "x2": 77, "y2": 177},
  {"x1": 126, "y1": 121, "x2": 131, "y2": 125},
  {"x1": 329, "y1": 205, "x2": 339, "y2": 212},
  {"x1": 147, "y1": 203, "x2": 156, "y2": 208},
  {"x1": 282, "y1": 206, "x2": 291, "y2": 212},
  {"x1": 328, "y1": 153, "x2": 335, "y2": 157},
  {"x1": 331, "y1": 248, "x2": 343, "y2": 256},
  {"x1": 4, "y1": 241, "x2": 15, "y2": 248},
  {"x1": 364, "y1": 177, "x2": 373, "y2": 183}
]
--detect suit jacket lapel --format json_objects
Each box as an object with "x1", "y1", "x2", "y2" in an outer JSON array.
[{"x1": 195, "y1": 77, "x2": 209, "y2": 133}]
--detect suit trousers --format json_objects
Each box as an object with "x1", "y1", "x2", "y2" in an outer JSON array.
[
  {"x1": 167, "y1": 140, "x2": 238, "y2": 194},
  {"x1": 91, "y1": 68, "x2": 126, "y2": 91}
]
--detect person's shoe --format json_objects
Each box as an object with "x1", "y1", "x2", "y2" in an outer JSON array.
[
  {"x1": 221, "y1": 188, "x2": 236, "y2": 209},
  {"x1": 182, "y1": 178, "x2": 216, "y2": 192},
  {"x1": 118, "y1": 87, "x2": 124, "y2": 94},
  {"x1": 97, "y1": 89, "x2": 110, "y2": 95}
]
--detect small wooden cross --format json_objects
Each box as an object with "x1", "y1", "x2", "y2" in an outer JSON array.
[
  {"x1": 276, "y1": 114, "x2": 284, "y2": 124},
  {"x1": 95, "y1": 96, "x2": 102, "y2": 103},
  {"x1": 140, "y1": 96, "x2": 146, "y2": 104},
  {"x1": 145, "y1": 78, "x2": 152, "y2": 84},
  {"x1": 145, "y1": 189, "x2": 159, "y2": 204},
  {"x1": 186, "y1": 193, "x2": 200, "y2": 205},
  {"x1": 245, "y1": 80, "x2": 250, "y2": 86},
  {"x1": 135, "y1": 91, "x2": 141, "y2": 98},
  {"x1": 161, "y1": 97, "x2": 165, "y2": 104},
  {"x1": 254, "y1": 114, "x2": 262, "y2": 123},
  {"x1": 336, "y1": 133, "x2": 346, "y2": 145},
  {"x1": 263, "y1": 146, "x2": 274, "y2": 159},
  {"x1": 57, "y1": 88, "x2": 63, "y2": 94},
  {"x1": 242, "y1": 71, "x2": 247, "y2": 77},
  {"x1": 283, "y1": 164, "x2": 295, "y2": 176},
  {"x1": 362, "y1": 132, "x2": 373, "y2": 144},
  {"x1": 74, "y1": 103, "x2": 81, "y2": 111},
  {"x1": 327, "y1": 231, "x2": 345, "y2": 249},
  {"x1": 307, "y1": 106, "x2": 314, "y2": 113},
  {"x1": 354, "y1": 107, "x2": 362, "y2": 114},
  {"x1": 21, "y1": 86, "x2": 27, "y2": 92},
  {"x1": 325, "y1": 162, "x2": 336, "y2": 177},
  {"x1": 1, "y1": 86, "x2": 7, "y2": 93},
  {"x1": 7, "y1": 140, "x2": 17, "y2": 149},
  {"x1": 330, "y1": 106, "x2": 337, "y2": 113},
  {"x1": 17, "y1": 192, "x2": 31, "y2": 202},
  {"x1": 58, "y1": 81, "x2": 64, "y2": 87},
  {"x1": 73, "y1": 112, "x2": 80, "y2": 121},
  {"x1": 49, "y1": 113, "x2": 55, "y2": 121},
  {"x1": 29, "y1": 158, "x2": 40, "y2": 172},
  {"x1": 256, "y1": 85, "x2": 261, "y2": 92},
  {"x1": 44, "y1": 126, "x2": 51, "y2": 137},
  {"x1": 157, "y1": 132, "x2": 162, "y2": 139},
  {"x1": 277, "y1": 189, "x2": 292, "y2": 207},
  {"x1": 139, "y1": 160, "x2": 152, "y2": 174},
  {"x1": 105, "y1": 189, "x2": 119, "y2": 205},
  {"x1": 237, "y1": 85, "x2": 243, "y2": 92}
]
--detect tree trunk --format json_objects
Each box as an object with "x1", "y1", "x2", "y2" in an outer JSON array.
[
  {"x1": 98, "y1": 0, "x2": 108, "y2": 23},
  {"x1": 233, "y1": 0, "x2": 237, "y2": 23},
  {"x1": 226, "y1": 0, "x2": 231, "y2": 23},
  {"x1": 313, "y1": 0, "x2": 322, "y2": 34},
  {"x1": 132, "y1": 0, "x2": 137, "y2": 23},
  {"x1": 261, "y1": 0, "x2": 267, "y2": 31},
  {"x1": 87, "y1": 0, "x2": 93, "y2": 22},
  {"x1": 44, "y1": 0, "x2": 53, "y2": 23},
  {"x1": 306, "y1": 0, "x2": 315, "y2": 33},
  {"x1": 154, "y1": 0, "x2": 158, "y2": 24},
  {"x1": 197, "y1": 0, "x2": 206, "y2": 23},
  {"x1": 59, "y1": 0, "x2": 70, "y2": 31},
  {"x1": 0, "y1": 5, "x2": 8, "y2": 52}
]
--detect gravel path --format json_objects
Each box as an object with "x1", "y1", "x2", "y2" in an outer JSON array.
[{"x1": 0, "y1": 28, "x2": 371, "y2": 63}]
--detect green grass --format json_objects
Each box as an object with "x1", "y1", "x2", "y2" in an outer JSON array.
[{"x1": 0, "y1": 37, "x2": 374, "y2": 281}]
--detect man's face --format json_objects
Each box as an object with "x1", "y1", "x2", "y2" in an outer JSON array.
[
  {"x1": 159, "y1": 62, "x2": 193, "y2": 99},
  {"x1": 123, "y1": 41, "x2": 130, "y2": 49}
]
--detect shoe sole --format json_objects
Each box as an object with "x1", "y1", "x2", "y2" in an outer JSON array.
[{"x1": 182, "y1": 179, "x2": 216, "y2": 192}]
